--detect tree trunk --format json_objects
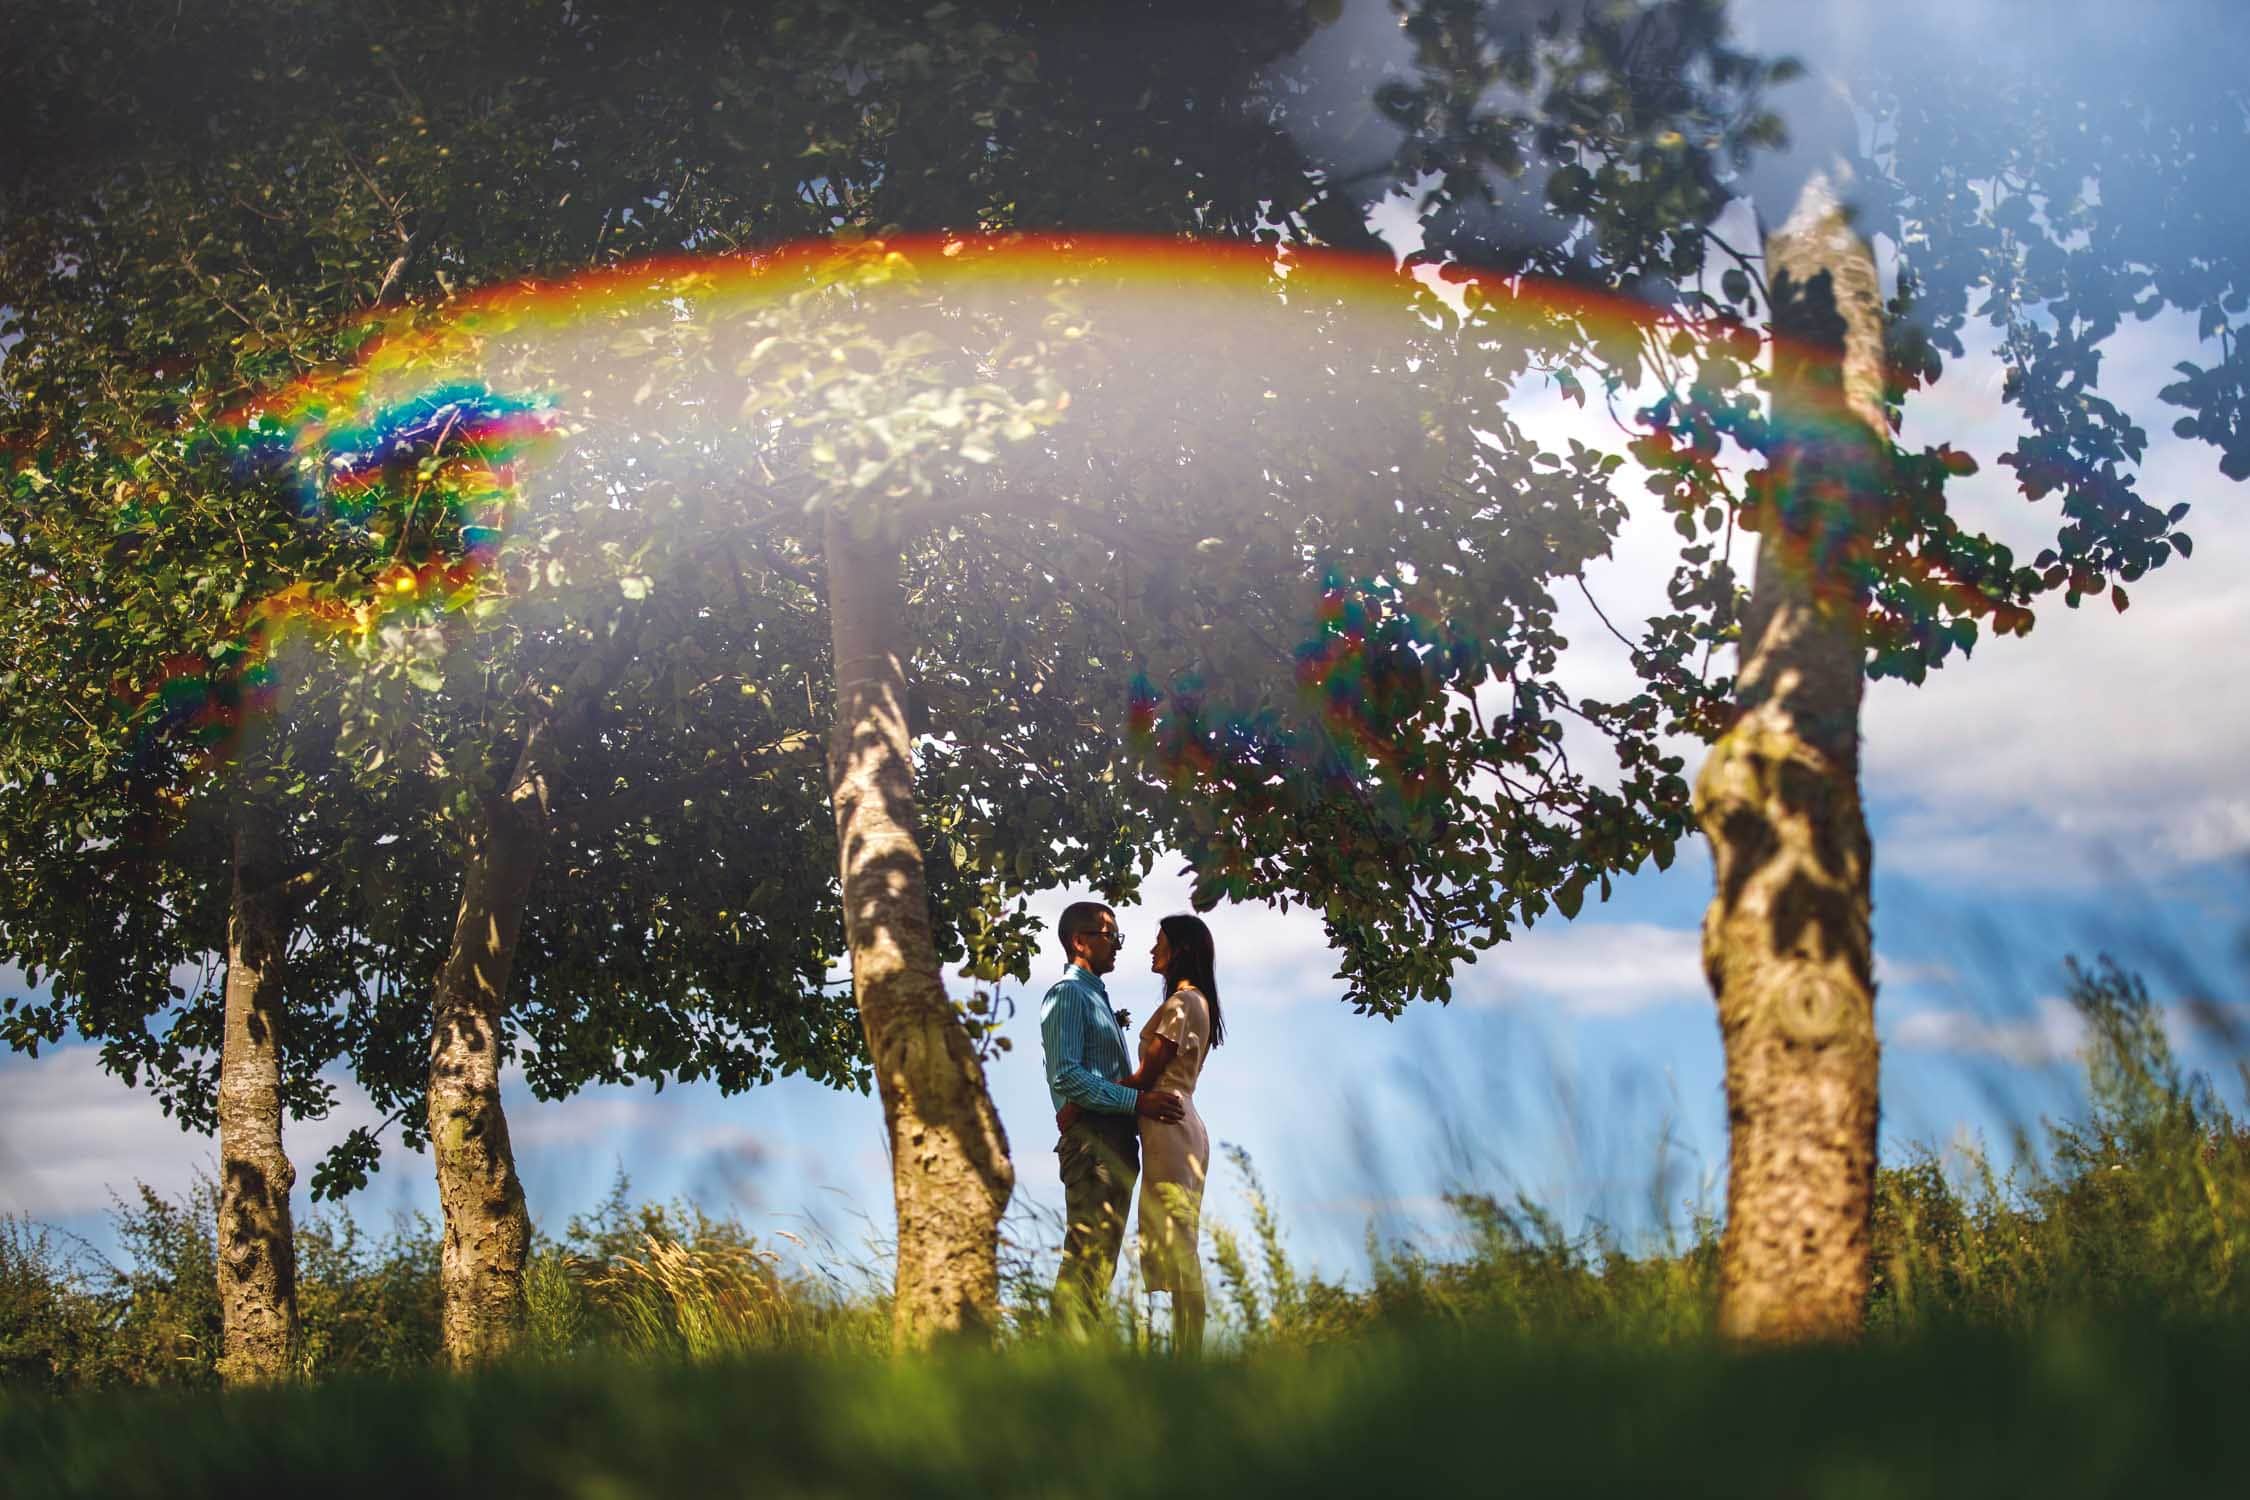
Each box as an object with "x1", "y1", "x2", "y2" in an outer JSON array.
[
  {"x1": 1697, "y1": 173, "x2": 1886, "y2": 1342},
  {"x1": 427, "y1": 718, "x2": 554, "y2": 1365},
  {"x1": 823, "y1": 509, "x2": 1015, "y2": 1346},
  {"x1": 215, "y1": 805, "x2": 300, "y2": 1384}
]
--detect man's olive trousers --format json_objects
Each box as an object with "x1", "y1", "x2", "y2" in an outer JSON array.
[{"x1": 1053, "y1": 1113, "x2": 1138, "y2": 1335}]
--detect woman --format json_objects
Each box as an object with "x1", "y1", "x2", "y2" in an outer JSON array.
[{"x1": 1126, "y1": 913, "x2": 1223, "y2": 1353}]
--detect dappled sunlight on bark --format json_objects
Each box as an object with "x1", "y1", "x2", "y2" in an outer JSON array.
[{"x1": 823, "y1": 507, "x2": 1014, "y2": 1347}]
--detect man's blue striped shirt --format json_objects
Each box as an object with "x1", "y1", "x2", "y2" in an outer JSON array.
[{"x1": 1038, "y1": 963, "x2": 1138, "y2": 1116}]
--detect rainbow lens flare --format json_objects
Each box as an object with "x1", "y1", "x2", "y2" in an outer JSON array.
[
  {"x1": 119, "y1": 380, "x2": 559, "y2": 767},
  {"x1": 116, "y1": 232, "x2": 2020, "y2": 783}
]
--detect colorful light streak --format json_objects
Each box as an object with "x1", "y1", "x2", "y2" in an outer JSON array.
[
  {"x1": 120, "y1": 382, "x2": 558, "y2": 769},
  {"x1": 97, "y1": 232, "x2": 2018, "y2": 781},
  {"x1": 1129, "y1": 572, "x2": 1479, "y2": 828}
]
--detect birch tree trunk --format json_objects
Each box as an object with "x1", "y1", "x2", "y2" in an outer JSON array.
[
  {"x1": 1697, "y1": 173, "x2": 1885, "y2": 1342},
  {"x1": 427, "y1": 718, "x2": 554, "y2": 1365},
  {"x1": 215, "y1": 805, "x2": 300, "y2": 1384},
  {"x1": 823, "y1": 509, "x2": 1015, "y2": 1346}
]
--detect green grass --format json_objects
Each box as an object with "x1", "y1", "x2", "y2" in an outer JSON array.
[{"x1": 4, "y1": 1318, "x2": 2243, "y2": 1497}]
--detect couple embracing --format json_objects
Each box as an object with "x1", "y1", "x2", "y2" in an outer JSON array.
[{"x1": 1038, "y1": 902, "x2": 1225, "y2": 1353}]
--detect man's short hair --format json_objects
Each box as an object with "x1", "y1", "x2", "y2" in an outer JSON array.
[{"x1": 1058, "y1": 901, "x2": 1115, "y2": 953}]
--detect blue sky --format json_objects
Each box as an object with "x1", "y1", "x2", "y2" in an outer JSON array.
[{"x1": 4, "y1": 0, "x2": 2246, "y2": 1287}]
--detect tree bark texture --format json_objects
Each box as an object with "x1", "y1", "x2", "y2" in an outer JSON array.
[
  {"x1": 427, "y1": 719, "x2": 554, "y2": 1366},
  {"x1": 823, "y1": 509, "x2": 1015, "y2": 1347},
  {"x1": 215, "y1": 808, "x2": 300, "y2": 1384},
  {"x1": 1698, "y1": 174, "x2": 1885, "y2": 1342}
]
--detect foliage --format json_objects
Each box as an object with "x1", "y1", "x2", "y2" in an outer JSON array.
[
  {"x1": 292, "y1": 1209, "x2": 446, "y2": 1378},
  {"x1": 0, "y1": 1183, "x2": 446, "y2": 1393},
  {"x1": 4, "y1": 0, "x2": 2246, "y2": 1350},
  {"x1": 1869, "y1": 957, "x2": 2250, "y2": 1330},
  {"x1": 1, "y1": 0, "x2": 1756, "y2": 1061},
  {"x1": 1355, "y1": 0, "x2": 2239, "y2": 686},
  {"x1": 10, "y1": 982, "x2": 2249, "y2": 1489},
  {"x1": 0, "y1": 0, "x2": 942, "y2": 1188}
]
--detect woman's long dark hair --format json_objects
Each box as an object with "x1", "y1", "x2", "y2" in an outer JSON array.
[{"x1": 1158, "y1": 913, "x2": 1224, "y2": 1048}]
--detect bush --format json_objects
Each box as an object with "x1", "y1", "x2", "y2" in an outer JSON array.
[
  {"x1": 0, "y1": 1217, "x2": 113, "y2": 1393},
  {"x1": 295, "y1": 1210, "x2": 443, "y2": 1377},
  {"x1": 0, "y1": 1183, "x2": 225, "y2": 1392},
  {"x1": 1868, "y1": 956, "x2": 2250, "y2": 1331}
]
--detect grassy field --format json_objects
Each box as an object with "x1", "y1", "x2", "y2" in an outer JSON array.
[
  {"x1": 5, "y1": 1317, "x2": 2245, "y2": 1498},
  {"x1": 6, "y1": 957, "x2": 2246, "y2": 1494}
]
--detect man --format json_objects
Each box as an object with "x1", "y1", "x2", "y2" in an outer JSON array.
[{"x1": 1040, "y1": 899, "x2": 1183, "y2": 1335}]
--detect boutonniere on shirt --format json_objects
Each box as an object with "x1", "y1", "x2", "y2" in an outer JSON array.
[{"x1": 1111, "y1": 1008, "x2": 1132, "y2": 1032}]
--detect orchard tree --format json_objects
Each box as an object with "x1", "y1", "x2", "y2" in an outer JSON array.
[
  {"x1": 0, "y1": 0, "x2": 1006, "y2": 1364},
  {"x1": 1281, "y1": 0, "x2": 2248, "y2": 1338},
  {"x1": 0, "y1": 139, "x2": 422, "y2": 1380}
]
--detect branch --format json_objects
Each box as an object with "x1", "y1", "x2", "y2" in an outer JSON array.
[
  {"x1": 342, "y1": 149, "x2": 406, "y2": 225},
  {"x1": 1575, "y1": 573, "x2": 1640, "y2": 656},
  {"x1": 230, "y1": 192, "x2": 291, "y2": 224},
  {"x1": 752, "y1": 535, "x2": 818, "y2": 591},
  {"x1": 174, "y1": 246, "x2": 256, "y2": 331},
  {"x1": 371, "y1": 213, "x2": 441, "y2": 308},
  {"x1": 343, "y1": 148, "x2": 440, "y2": 308},
  {"x1": 1701, "y1": 224, "x2": 1771, "y2": 306}
]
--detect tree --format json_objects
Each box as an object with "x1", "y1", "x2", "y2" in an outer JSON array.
[
  {"x1": 0, "y1": 140, "x2": 404, "y2": 1379},
  {"x1": 0, "y1": 0, "x2": 945, "y2": 1364},
  {"x1": 1294, "y1": 0, "x2": 2246, "y2": 1337},
  {"x1": 2, "y1": 0, "x2": 1340, "y2": 1356}
]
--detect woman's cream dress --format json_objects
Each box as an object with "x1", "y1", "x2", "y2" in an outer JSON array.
[{"x1": 1136, "y1": 982, "x2": 1212, "y2": 1293}]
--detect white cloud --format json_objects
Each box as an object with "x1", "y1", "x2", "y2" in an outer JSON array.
[
  {"x1": 0, "y1": 1045, "x2": 803, "y2": 1226},
  {"x1": 0, "y1": 1047, "x2": 387, "y2": 1218},
  {"x1": 1892, "y1": 996, "x2": 2087, "y2": 1067},
  {"x1": 507, "y1": 1093, "x2": 662, "y2": 1149},
  {"x1": 0, "y1": 1048, "x2": 206, "y2": 1216},
  {"x1": 1874, "y1": 954, "x2": 1959, "y2": 990},
  {"x1": 1023, "y1": 860, "x2": 1718, "y2": 1018},
  {"x1": 1509, "y1": 301, "x2": 2250, "y2": 890},
  {"x1": 1891, "y1": 993, "x2": 2250, "y2": 1069},
  {"x1": 1860, "y1": 533, "x2": 2250, "y2": 883},
  {"x1": 1479, "y1": 262, "x2": 2248, "y2": 892},
  {"x1": 1460, "y1": 921, "x2": 1705, "y2": 1017},
  {"x1": 1451, "y1": 928, "x2": 1988, "y2": 1020},
  {"x1": 1857, "y1": 310, "x2": 2250, "y2": 883},
  {"x1": 1020, "y1": 860, "x2": 1350, "y2": 1011}
]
